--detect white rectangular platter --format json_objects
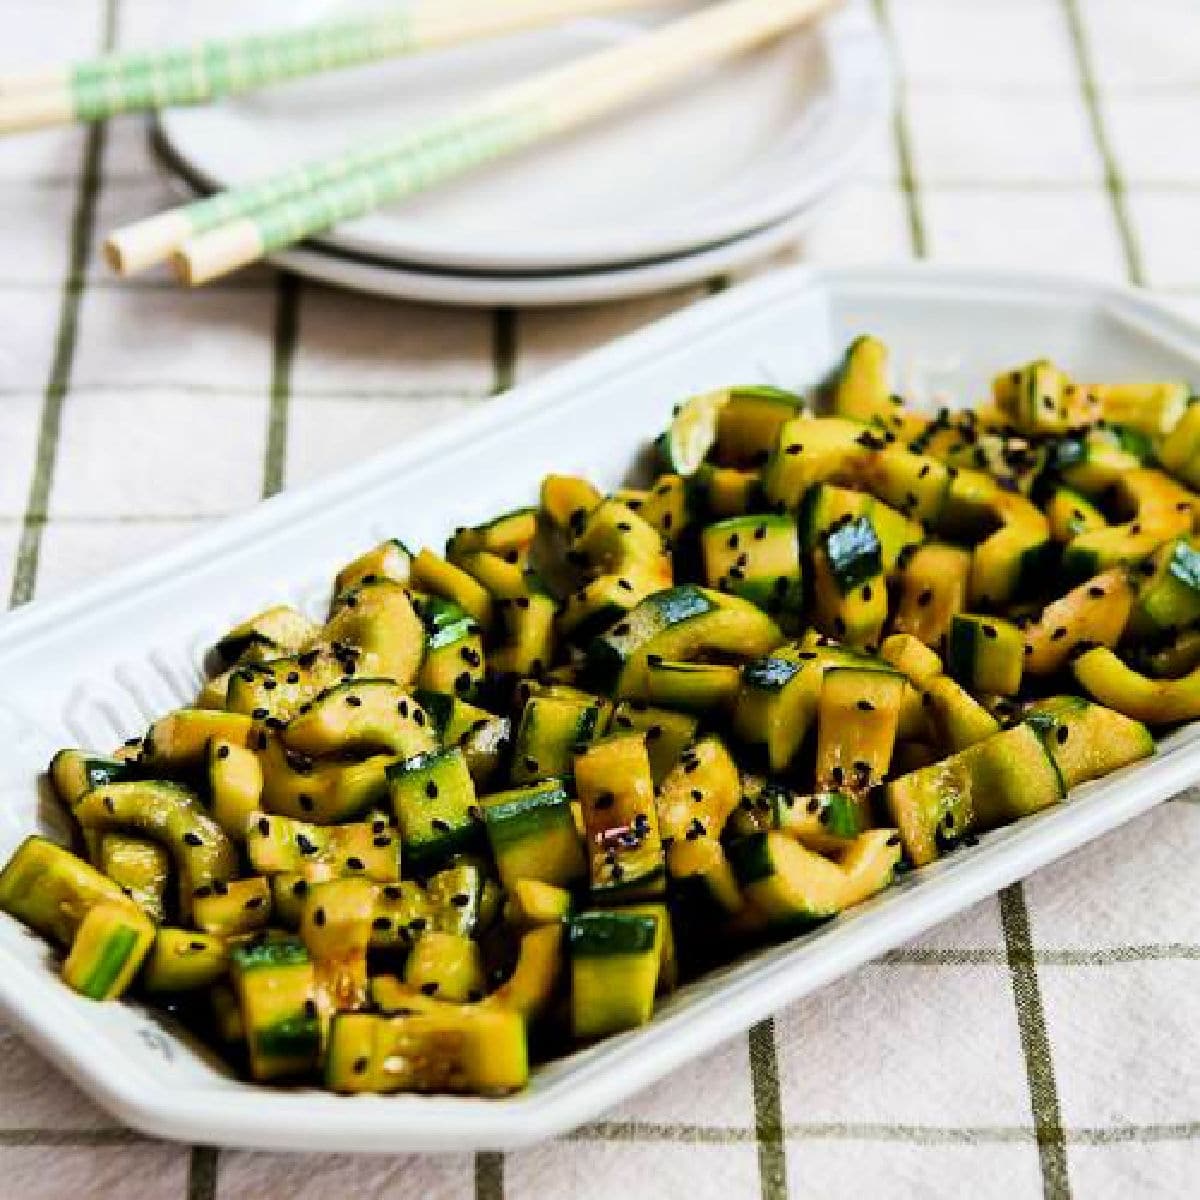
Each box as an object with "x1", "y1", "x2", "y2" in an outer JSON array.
[{"x1": 2, "y1": 264, "x2": 1199, "y2": 1152}]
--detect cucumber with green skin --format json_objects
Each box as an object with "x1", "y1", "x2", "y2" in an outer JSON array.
[
  {"x1": 586, "y1": 585, "x2": 781, "y2": 698},
  {"x1": 215, "y1": 605, "x2": 319, "y2": 668},
  {"x1": 947, "y1": 614, "x2": 1024, "y2": 697},
  {"x1": 74, "y1": 782, "x2": 236, "y2": 920},
  {"x1": 1023, "y1": 696, "x2": 1153, "y2": 790},
  {"x1": 728, "y1": 829, "x2": 901, "y2": 928},
  {"x1": 333, "y1": 538, "x2": 413, "y2": 596},
  {"x1": 246, "y1": 813, "x2": 400, "y2": 882},
  {"x1": 885, "y1": 724, "x2": 1062, "y2": 867},
  {"x1": 387, "y1": 748, "x2": 481, "y2": 871},
  {"x1": 0, "y1": 836, "x2": 131, "y2": 946},
  {"x1": 822, "y1": 335, "x2": 893, "y2": 423},
  {"x1": 63, "y1": 903, "x2": 155, "y2": 1001},
  {"x1": 283, "y1": 679, "x2": 436, "y2": 759},
  {"x1": 569, "y1": 909, "x2": 662, "y2": 1038},
  {"x1": 415, "y1": 595, "x2": 485, "y2": 699},
  {"x1": 700, "y1": 513, "x2": 804, "y2": 625},
  {"x1": 49, "y1": 750, "x2": 135, "y2": 806},
  {"x1": 510, "y1": 694, "x2": 602, "y2": 784},
  {"x1": 142, "y1": 928, "x2": 228, "y2": 993},
  {"x1": 481, "y1": 780, "x2": 586, "y2": 892},
  {"x1": 642, "y1": 659, "x2": 741, "y2": 713},
  {"x1": 574, "y1": 733, "x2": 665, "y2": 901},
  {"x1": 230, "y1": 937, "x2": 321, "y2": 1081}
]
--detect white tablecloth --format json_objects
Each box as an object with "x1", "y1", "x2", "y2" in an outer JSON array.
[{"x1": 1, "y1": 1, "x2": 1198, "y2": 1196}]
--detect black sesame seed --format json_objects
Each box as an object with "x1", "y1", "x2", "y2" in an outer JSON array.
[
  {"x1": 420, "y1": 982, "x2": 439, "y2": 996},
  {"x1": 182, "y1": 832, "x2": 203, "y2": 847},
  {"x1": 856, "y1": 699, "x2": 875, "y2": 712},
  {"x1": 313, "y1": 907, "x2": 327, "y2": 927}
]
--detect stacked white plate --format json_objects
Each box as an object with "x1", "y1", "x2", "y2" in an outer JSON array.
[{"x1": 156, "y1": 0, "x2": 891, "y2": 305}]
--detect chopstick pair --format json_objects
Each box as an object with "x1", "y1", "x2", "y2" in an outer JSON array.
[
  {"x1": 106, "y1": 0, "x2": 840, "y2": 286},
  {"x1": 0, "y1": 0, "x2": 660, "y2": 133}
]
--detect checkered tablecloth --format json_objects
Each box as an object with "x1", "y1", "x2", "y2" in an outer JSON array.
[{"x1": 1, "y1": 1, "x2": 1198, "y2": 1196}]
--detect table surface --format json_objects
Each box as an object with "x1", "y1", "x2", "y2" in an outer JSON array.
[{"x1": 1, "y1": 1, "x2": 1199, "y2": 1197}]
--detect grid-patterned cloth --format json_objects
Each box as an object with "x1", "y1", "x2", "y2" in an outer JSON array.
[{"x1": 1, "y1": 1, "x2": 1198, "y2": 1196}]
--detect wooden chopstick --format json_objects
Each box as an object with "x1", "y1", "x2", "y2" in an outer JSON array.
[
  {"x1": 0, "y1": 0, "x2": 664, "y2": 135},
  {"x1": 106, "y1": 0, "x2": 840, "y2": 284}
]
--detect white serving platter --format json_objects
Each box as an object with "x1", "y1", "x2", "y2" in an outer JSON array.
[
  {"x1": 156, "y1": 0, "x2": 890, "y2": 272},
  {"x1": 2, "y1": 265, "x2": 1200, "y2": 1153}
]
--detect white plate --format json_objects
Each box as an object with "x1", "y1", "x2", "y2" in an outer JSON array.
[
  {"x1": 153, "y1": 126, "x2": 840, "y2": 306},
  {"x1": 267, "y1": 204, "x2": 826, "y2": 306},
  {"x1": 2, "y1": 266, "x2": 1200, "y2": 1153},
  {"x1": 156, "y1": 0, "x2": 890, "y2": 272}
]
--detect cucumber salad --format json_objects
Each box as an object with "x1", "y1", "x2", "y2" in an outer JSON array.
[{"x1": 5, "y1": 335, "x2": 1199, "y2": 1096}]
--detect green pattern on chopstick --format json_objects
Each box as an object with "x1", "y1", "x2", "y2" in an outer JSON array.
[
  {"x1": 172, "y1": 103, "x2": 545, "y2": 248},
  {"x1": 250, "y1": 107, "x2": 547, "y2": 253},
  {"x1": 68, "y1": 11, "x2": 415, "y2": 120}
]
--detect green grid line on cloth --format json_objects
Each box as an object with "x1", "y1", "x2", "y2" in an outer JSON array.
[
  {"x1": 750, "y1": 1017, "x2": 789, "y2": 1199},
  {"x1": 8, "y1": 2, "x2": 117, "y2": 609},
  {"x1": 871, "y1": 0, "x2": 925, "y2": 257},
  {"x1": 1000, "y1": 887, "x2": 1071, "y2": 1199},
  {"x1": 1, "y1": 1117, "x2": 1198, "y2": 1152},
  {"x1": 1061, "y1": 0, "x2": 1144, "y2": 287}
]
